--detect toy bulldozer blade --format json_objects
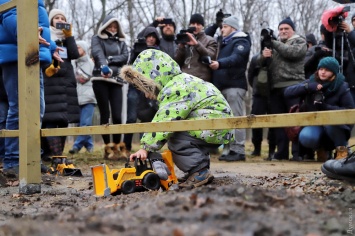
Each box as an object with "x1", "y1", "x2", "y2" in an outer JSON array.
[{"x1": 51, "y1": 156, "x2": 83, "y2": 177}]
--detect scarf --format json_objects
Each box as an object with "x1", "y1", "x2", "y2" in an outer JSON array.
[
  {"x1": 222, "y1": 31, "x2": 238, "y2": 45},
  {"x1": 309, "y1": 72, "x2": 345, "y2": 97},
  {"x1": 50, "y1": 26, "x2": 65, "y2": 41}
]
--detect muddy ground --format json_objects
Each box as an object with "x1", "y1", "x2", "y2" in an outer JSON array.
[{"x1": 0, "y1": 143, "x2": 354, "y2": 236}]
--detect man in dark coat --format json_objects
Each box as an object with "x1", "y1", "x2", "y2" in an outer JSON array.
[{"x1": 210, "y1": 15, "x2": 251, "y2": 162}]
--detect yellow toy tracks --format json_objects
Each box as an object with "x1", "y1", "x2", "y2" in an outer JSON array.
[{"x1": 91, "y1": 150, "x2": 178, "y2": 196}]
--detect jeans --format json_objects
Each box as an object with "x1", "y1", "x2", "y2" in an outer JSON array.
[
  {"x1": 72, "y1": 103, "x2": 95, "y2": 151},
  {"x1": 123, "y1": 86, "x2": 139, "y2": 150},
  {"x1": 2, "y1": 62, "x2": 45, "y2": 169},
  {"x1": 0, "y1": 97, "x2": 8, "y2": 161},
  {"x1": 299, "y1": 125, "x2": 348, "y2": 151}
]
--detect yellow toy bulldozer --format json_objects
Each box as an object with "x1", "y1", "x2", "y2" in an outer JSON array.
[
  {"x1": 91, "y1": 150, "x2": 178, "y2": 196},
  {"x1": 49, "y1": 156, "x2": 83, "y2": 177}
]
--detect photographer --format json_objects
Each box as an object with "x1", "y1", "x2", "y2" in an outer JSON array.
[
  {"x1": 205, "y1": 9, "x2": 231, "y2": 43},
  {"x1": 175, "y1": 14, "x2": 218, "y2": 82},
  {"x1": 148, "y1": 16, "x2": 177, "y2": 58},
  {"x1": 210, "y1": 15, "x2": 251, "y2": 162},
  {"x1": 258, "y1": 17, "x2": 307, "y2": 161},
  {"x1": 284, "y1": 57, "x2": 354, "y2": 162}
]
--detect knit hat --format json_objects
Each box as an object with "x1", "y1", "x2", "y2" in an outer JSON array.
[
  {"x1": 317, "y1": 56, "x2": 339, "y2": 74},
  {"x1": 222, "y1": 15, "x2": 239, "y2": 30},
  {"x1": 75, "y1": 40, "x2": 89, "y2": 55},
  {"x1": 306, "y1": 33, "x2": 317, "y2": 46},
  {"x1": 278, "y1": 17, "x2": 295, "y2": 31},
  {"x1": 48, "y1": 9, "x2": 67, "y2": 26},
  {"x1": 189, "y1": 13, "x2": 204, "y2": 26}
]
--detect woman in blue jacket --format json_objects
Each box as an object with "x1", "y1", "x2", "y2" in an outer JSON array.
[
  {"x1": 0, "y1": 0, "x2": 58, "y2": 174},
  {"x1": 284, "y1": 57, "x2": 354, "y2": 161}
]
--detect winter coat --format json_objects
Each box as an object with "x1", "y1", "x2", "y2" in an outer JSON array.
[
  {"x1": 120, "y1": 49, "x2": 234, "y2": 152},
  {"x1": 175, "y1": 31, "x2": 217, "y2": 82},
  {"x1": 148, "y1": 22, "x2": 177, "y2": 58},
  {"x1": 130, "y1": 26, "x2": 160, "y2": 64},
  {"x1": 247, "y1": 54, "x2": 261, "y2": 96},
  {"x1": 284, "y1": 74, "x2": 354, "y2": 138},
  {"x1": 212, "y1": 31, "x2": 251, "y2": 91},
  {"x1": 304, "y1": 41, "x2": 331, "y2": 79},
  {"x1": 91, "y1": 15, "x2": 129, "y2": 84},
  {"x1": 0, "y1": 0, "x2": 52, "y2": 64},
  {"x1": 258, "y1": 34, "x2": 307, "y2": 88},
  {"x1": 42, "y1": 30, "x2": 80, "y2": 124},
  {"x1": 345, "y1": 30, "x2": 355, "y2": 90},
  {"x1": 73, "y1": 41, "x2": 96, "y2": 106}
]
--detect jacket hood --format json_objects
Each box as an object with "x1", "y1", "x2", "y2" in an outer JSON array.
[
  {"x1": 120, "y1": 49, "x2": 182, "y2": 99},
  {"x1": 232, "y1": 31, "x2": 251, "y2": 44},
  {"x1": 139, "y1": 26, "x2": 160, "y2": 46},
  {"x1": 98, "y1": 15, "x2": 126, "y2": 40}
]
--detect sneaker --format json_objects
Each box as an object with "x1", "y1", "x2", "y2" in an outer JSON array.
[
  {"x1": 218, "y1": 154, "x2": 227, "y2": 161},
  {"x1": 177, "y1": 172, "x2": 190, "y2": 183},
  {"x1": 69, "y1": 148, "x2": 79, "y2": 154},
  {"x1": 179, "y1": 169, "x2": 214, "y2": 189}
]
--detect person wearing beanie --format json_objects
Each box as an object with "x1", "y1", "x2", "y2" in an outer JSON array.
[
  {"x1": 41, "y1": 8, "x2": 80, "y2": 160},
  {"x1": 258, "y1": 16, "x2": 307, "y2": 161},
  {"x1": 68, "y1": 41, "x2": 97, "y2": 154},
  {"x1": 0, "y1": 0, "x2": 63, "y2": 174},
  {"x1": 91, "y1": 15, "x2": 129, "y2": 157},
  {"x1": 145, "y1": 16, "x2": 177, "y2": 58},
  {"x1": 175, "y1": 13, "x2": 217, "y2": 82},
  {"x1": 285, "y1": 56, "x2": 354, "y2": 163},
  {"x1": 209, "y1": 15, "x2": 251, "y2": 162},
  {"x1": 306, "y1": 33, "x2": 317, "y2": 48}
]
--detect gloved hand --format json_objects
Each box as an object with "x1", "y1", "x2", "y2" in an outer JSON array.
[
  {"x1": 101, "y1": 65, "x2": 112, "y2": 77},
  {"x1": 62, "y1": 24, "x2": 72, "y2": 37},
  {"x1": 151, "y1": 160, "x2": 171, "y2": 180},
  {"x1": 216, "y1": 9, "x2": 224, "y2": 26},
  {"x1": 306, "y1": 82, "x2": 319, "y2": 92},
  {"x1": 45, "y1": 61, "x2": 60, "y2": 77}
]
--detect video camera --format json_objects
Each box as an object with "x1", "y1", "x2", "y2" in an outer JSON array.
[
  {"x1": 216, "y1": 9, "x2": 231, "y2": 25},
  {"x1": 329, "y1": 6, "x2": 350, "y2": 30},
  {"x1": 175, "y1": 27, "x2": 196, "y2": 44},
  {"x1": 260, "y1": 22, "x2": 276, "y2": 50}
]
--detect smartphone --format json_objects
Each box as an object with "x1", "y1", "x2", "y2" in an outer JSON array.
[
  {"x1": 162, "y1": 18, "x2": 173, "y2": 24},
  {"x1": 56, "y1": 22, "x2": 71, "y2": 30}
]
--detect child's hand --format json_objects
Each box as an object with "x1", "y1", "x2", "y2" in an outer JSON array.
[
  {"x1": 130, "y1": 149, "x2": 148, "y2": 161},
  {"x1": 317, "y1": 84, "x2": 323, "y2": 90}
]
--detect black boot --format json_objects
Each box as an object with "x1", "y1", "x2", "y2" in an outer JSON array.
[
  {"x1": 251, "y1": 144, "x2": 261, "y2": 156},
  {"x1": 321, "y1": 154, "x2": 355, "y2": 182}
]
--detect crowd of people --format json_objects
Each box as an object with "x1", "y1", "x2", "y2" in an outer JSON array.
[{"x1": 0, "y1": 1, "x2": 354, "y2": 187}]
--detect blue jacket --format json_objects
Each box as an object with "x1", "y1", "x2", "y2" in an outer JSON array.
[
  {"x1": 212, "y1": 31, "x2": 251, "y2": 91},
  {"x1": 0, "y1": 0, "x2": 52, "y2": 64}
]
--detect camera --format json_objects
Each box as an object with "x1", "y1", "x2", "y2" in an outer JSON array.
[
  {"x1": 175, "y1": 27, "x2": 196, "y2": 44},
  {"x1": 56, "y1": 22, "x2": 71, "y2": 30},
  {"x1": 200, "y1": 56, "x2": 212, "y2": 65},
  {"x1": 328, "y1": 6, "x2": 350, "y2": 31},
  {"x1": 313, "y1": 91, "x2": 324, "y2": 103},
  {"x1": 260, "y1": 28, "x2": 275, "y2": 50},
  {"x1": 216, "y1": 9, "x2": 231, "y2": 24},
  {"x1": 161, "y1": 18, "x2": 173, "y2": 25}
]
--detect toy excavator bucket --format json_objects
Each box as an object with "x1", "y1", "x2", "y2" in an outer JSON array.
[
  {"x1": 160, "y1": 150, "x2": 178, "y2": 190},
  {"x1": 91, "y1": 164, "x2": 121, "y2": 197},
  {"x1": 51, "y1": 156, "x2": 83, "y2": 177}
]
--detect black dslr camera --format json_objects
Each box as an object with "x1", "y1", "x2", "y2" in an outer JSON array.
[
  {"x1": 175, "y1": 27, "x2": 196, "y2": 44},
  {"x1": 133, "y1": 38, "x2": 147, "y2": 54}
]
